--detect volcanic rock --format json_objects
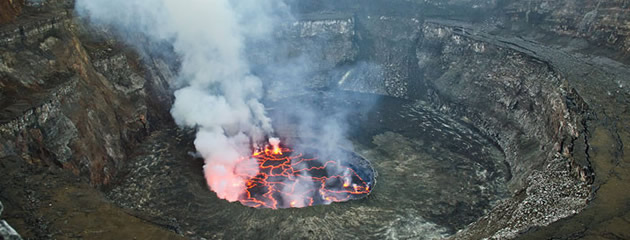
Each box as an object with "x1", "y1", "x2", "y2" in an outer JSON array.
[
  {"x1": 0, "y1": 201, "x2": 23, "y2": 240},
  {"x1": 1, "y1": 0, "x2": 629, "y2": 239}
]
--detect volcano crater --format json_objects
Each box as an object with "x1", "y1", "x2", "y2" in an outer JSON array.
[{"x1": 105, "y1": 92, "x2": 510, "y2": 239}]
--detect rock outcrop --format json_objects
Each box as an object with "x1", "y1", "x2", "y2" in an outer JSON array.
[
  {"x1": 0, "y1": 3, "x2": 176, "y2": 186},
  {"x1": 268, "y1": 5, "x2": 627, "y2": 238},
  {"x1": 503, "y1": 0, "x2": 630, "y2": 56},
  {"x1": 0, "y1": 0, "x2": 24, "y2": 24},
  {"x1": 0, "y1": 201, "x2": 23, "y2": 240}
]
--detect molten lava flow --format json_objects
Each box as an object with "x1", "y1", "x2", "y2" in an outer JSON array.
[{"x1": 236, "y1": 139, "x2": 372, "y2": 209}]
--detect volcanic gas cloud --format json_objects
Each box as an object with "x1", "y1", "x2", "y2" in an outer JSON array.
[{"x1": 76, "y1": 0, "x2": 373, "y2": 208}]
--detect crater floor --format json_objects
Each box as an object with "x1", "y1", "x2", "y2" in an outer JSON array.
[{"x1": 104, "y1": 92, "x2": 509, "y2": 239}]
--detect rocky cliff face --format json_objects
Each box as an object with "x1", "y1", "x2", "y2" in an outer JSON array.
[
  {"x1": 0, "y1": 200, "x2": 23, "y2": 240},
  {"x1": 0, "y1": 3, "x2": 175, "y2": 186},
  {"x1": 272, "y1": 5, "x2": 627, "y2": 238},
  {"x1": 415, "y1": 21, "x2": 592, "y2": 238},
  {"x1": 0, "y1": 3, "x2": 180, "y2": 238},
  {"x1": 503, "y1": 0, "x2": 630, "y2": 56},
  {"x1": 0, "y1": 0, "x2": 24, "y2": 24}
]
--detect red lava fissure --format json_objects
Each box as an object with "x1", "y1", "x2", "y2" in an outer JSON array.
[{"x1": 238, "y1": 143, "x2": 372, "y2": 209}]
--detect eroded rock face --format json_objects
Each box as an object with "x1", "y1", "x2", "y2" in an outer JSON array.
[
  {"x1": 265, "y1": 7, "x2": 599, "y2": 238},
  {"x1": 417, "y1": 21, "x2": 584, "y2": 191},
  {"x1": 248, "y1": 15, "x2": 359, "y2": 96},
  {"x1": 503, "y1": 0, "x2": 630, "y2": 55},
  {"x1": 0, "y1": 201, "x2": 23, "y2": 240},
  {"x1": 413, "y1": 22, "x2": 594, "y2": 238},
  {"x1": 0, "y1": 3, "x2": 176, "y2": 185},
  {"x1": 0, "y1": 0, "x2": 24, "y2": 24},
  {"x1": 261, "y1": 15, "x2": 425, "y2": 98},
  {"x1": 0, "y1": 220, "x2": 22, "y2": 240}
]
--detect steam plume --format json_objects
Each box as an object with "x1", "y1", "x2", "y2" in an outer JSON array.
[
  {"x1": 77, "y1": 0, "x2": 376, "y2": 208},
  {"x1": 76, "y1": 0, "x2": 283, "y2": 201}
]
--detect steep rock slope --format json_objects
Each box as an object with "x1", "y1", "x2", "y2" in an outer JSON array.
[
  {"x1": 503, "y1": 0, "x2": 630, "y2": 57},
  {"x1": 0, "y1": 3, "x2": 175, "y2": 185},
  {"x1": 0, "y1": 0, "x2": 24, "y2": 24}
]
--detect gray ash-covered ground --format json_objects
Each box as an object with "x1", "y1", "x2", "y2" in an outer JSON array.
[{"x1": 105, "y1": 91, "x2": 509, "y2": 239}]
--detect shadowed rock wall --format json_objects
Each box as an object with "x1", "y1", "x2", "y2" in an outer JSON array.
[
  {"x1": 273, "y1": 10, "x2": 596, "y2": 238},
  {"x1": 503, "y1": 0, "x2": 630, "y2": 57},
  {"x1": 0, "y1": 3, "x2": 175, "y2": 186}
]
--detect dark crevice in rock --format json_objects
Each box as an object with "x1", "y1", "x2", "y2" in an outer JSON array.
[{"x1": 580, "y1": 115, "x2": 595, "y2": 183}]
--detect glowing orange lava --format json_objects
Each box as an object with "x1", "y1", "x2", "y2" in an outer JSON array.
[{"x1": 237, "y1": 141, "x2": 372, "y2": 209}]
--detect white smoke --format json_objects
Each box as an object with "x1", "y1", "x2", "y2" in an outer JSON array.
[
  {"x1": 77, "y1": 0, "x2": 377, "y2": 208},
  {"x1": 75, "y1": 0, "x2": 286, "y2": 201}
]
